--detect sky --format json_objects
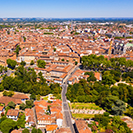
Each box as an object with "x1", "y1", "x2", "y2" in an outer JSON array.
[{"x1": 0, "y1": 0, "x2": 132, "y2": 18}]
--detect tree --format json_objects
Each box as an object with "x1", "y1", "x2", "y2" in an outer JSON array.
[
  {"x1": 37, "y1": 60, "x2": 46, "y2": 68},
  {"x1": 75, "y1": 61, "x2": 78, "y2": 65},
  {"x1": 30, "y1": 93, "x2": 36, "y2": 100},
  {"x1": 3, "y1": 90, "x2": 14, "y2": 97},
  {"x1": 19, "y1": 103, "x2": 26, "y2": 110},
  {"x1": 8, "y1": 101, "x2": 16, "y2": 109},
  {"x1": 26, "y1": 100, "x2": 34, "y2": 109},
  {"x1": 6, "y1": 59, "x2": 17, "y2": 69},
  {"x1": 61, "y1": 59, "x2": 64, "y2": 61},
  {"x1": 0, "y1": 85, "x2": 4, "y2": 92},
  {"x1": 36, "y1": 94, "x2": 40, "y2": 101},
  {"x1": 37, "y1": 129, "x2": 42, "y2": 133},
  {"x1": 22, "y1": 128, "x2": 30, "y2": 133},
  {"x1": 86, "y1": 72, "x2": 96, "y2": 82},
  {"x1": 30, "y1": 60, "x2": 34, "y2": 65},
  {"x1": 53, "y1": 48, "x2": 56, "y2": 52},
  {"x1": 4, "y1": 67, "x2": 7, "y2": 72},
  {"x1": 20, "y1": 61, "x2": 26, "y2": 66},
  {"x1": 0, "y1": 118, "x2": 17, "y2": 133},
  {"x1": 23, "y1": 36, "x2": 26, "y2": 42},
  {"x1": 38, "y1": 72, "x2": 46, "y2": 84},
  {"x1": 102, "y1": 73, "x2": 116, "y2": 86},
  {"x1": 126, "y1": 106, "x2": 133, "y2": 118},
  {"x1": 14, "y1": 45, "x2": 21, "y2": 57},
  {"x1": 112, "y1": 99, "x2": 126, "y2": 115},
  {"x1": 17, "y1": 114, "x2": 25, "y2": 128},
  {"x1": 2, "y1": 76, "x2": 14, "y2": 90},
  {"x1": 8, "y1": 91, "x2": 14, "y2": 97},
  {"x1": 32, "y1": 127, "x2": 38, "y2": 133},
  {"x1": 94, "y1": 114, "x2": 110, "y2": 127}
]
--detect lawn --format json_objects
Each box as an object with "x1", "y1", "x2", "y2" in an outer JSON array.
[
  {"x1": 72, "y1": 113, "x2": 94, "y2": 119},
  {"x1": 42, "y1": 96, "x2": 48, "y2": 101},
  {"x1": 71, "y1": 103, "x2": 102, "y2": 110}
]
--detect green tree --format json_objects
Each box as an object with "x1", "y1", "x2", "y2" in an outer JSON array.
[
  {"x1": 126, "y1": 106, "x2": 133, "y2": 118},
  {"x1": 32, "y1": 127, "x2": 38, "y2": 133},
  {"x1": 14, "y1": 45, "x2": 21, "y2": 57},
  {"x1": 53, "y1": 48, "x2": 56, "y2": 52},
  {"x1": 112, "y1": 99, "x2": 126, "y2": 115},
  {"x1": 75, "y1": 61, "x2": 78, "y2": 65},
  {"x1": 30, "y1": 60, "x2": 34, "y2": 65},
  {"x1": 37, "y1": 129, "x2": 42, "y2": 133},
  {"x1": 4, "y1": 67, "x2": 7, "y2": 72},
  {"x1": 22, "y1": 128, "x2": 30, "y2": 133},
  {"x1": 8, "y1": 91, "x2": 14, "y2": 97},
  {"x1": 26, "y1": 100, "x2": 34, "y2": 109},
  {"x1": 3, "y1": 90, "x2": 8, "y2": 96},
  {"x1": 36, "y1": 94, "x2": 40, "y2": 101},
  {"x1": 20, "y1": 61, "x2": 26, "y2": 66},
  {"x1": 37, "y1": 60, "x2": 46, "y2": 68},
  {"x1": 0, "y1": 85, "x2": 4, "y2": 92},
  {"x1": 19, "y1": 103, "x2": 26, "y2": 110},
  {"x1": 6, "y1": 59, "x2": 17, "y2": 69},
  {"x1": 0, "y1": 118, "x2": 17, "y2": 133},
  {"x1": 30, "y1": 93, "x2": 36, "y2": 100},
  {"x1": 8, "y1": 101, "x2": 16, "y2": 109},
  {"x1": 38, "y1": 72, "x2": 46, "y2": 84},
  {"x1": 23, "y1": 36, "x2": 26, "y2": 42},
  {"x1": 17, "y1": 114, "x2": 25, "y2": 128}
]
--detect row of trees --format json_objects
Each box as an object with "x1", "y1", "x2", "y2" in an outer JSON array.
[
  {"x1": 6, "y1": 59, "x2": 46, "y2": 69},
  {"x1": 81, "y1": 54, "x2": 133, "y2": 72}
]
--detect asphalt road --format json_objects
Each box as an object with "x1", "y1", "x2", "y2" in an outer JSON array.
[
  {"x1": 61, "y1": 65, "x2": 80, "y2": 133},
  {"x1": 62, "y1": 83, "x2": 75, "y2": 133}
]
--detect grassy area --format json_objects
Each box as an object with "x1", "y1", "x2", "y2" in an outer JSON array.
[
  {"x1": 70, "y1": 103, "x2": 102, "y2": 110},
  {"x1": 42, "y1": 96, "x2": 48, "y2": 101},
  {"x1": 72, "y1": 113, "x2": 94, "y2": 119}
]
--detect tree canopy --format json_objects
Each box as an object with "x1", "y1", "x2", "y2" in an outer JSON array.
[
  {"x1": 37, "y1": 59, "x2": 46, "y2": 68},
  {"x1": 6, "y1": 59, "x2": 17, "y2": 69}
]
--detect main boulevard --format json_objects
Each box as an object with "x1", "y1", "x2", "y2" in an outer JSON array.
[{"x1": 61, "y1": 65, "x2": 79, "y2": 133}]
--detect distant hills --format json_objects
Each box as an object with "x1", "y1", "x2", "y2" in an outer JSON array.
[{"x1": 0, "y1": 18, "x2": 133, "y2": 23}]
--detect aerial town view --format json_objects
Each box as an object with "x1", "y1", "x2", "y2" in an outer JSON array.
[{"x1": 0, "y1": 0, "x2": 133, "y2": 133}]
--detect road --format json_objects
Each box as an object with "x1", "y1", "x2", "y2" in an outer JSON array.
[
  {"x1": 61, "y1": 65, "x2": 80, "y2": 133},
  {"x1": 62, "y1": 83, "x2": 75, "y2": 133}
]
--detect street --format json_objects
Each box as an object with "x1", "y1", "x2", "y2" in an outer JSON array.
[
  {"x1": 62, "y1": 83, "x2": 75, "y2": 133},
  {"x1": 61, "y1": 65, "x2": 80, "y2": 133}
]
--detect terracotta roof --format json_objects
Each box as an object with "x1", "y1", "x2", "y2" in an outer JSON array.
[
  {"x1": 94, "y1": 72, "x2": 101, "y2": 80},
  {"x1": 46, "y1": 125, "x2": 58, "y2": 131},
  {"x1": 25, "y1": 108, "x2": 35, "y2": 123},
  {"x1": 75, "y1": 120, "x2": 92, "y2": 133},
  {"x1": 0, "y1": 106, "x2": 4, "y2": 111},
  {"x1": 55, "y1": 127, "x2": 71, "y2": 133},
  {"x1": 0, "y1": 96, "x2": 22, "y2": 106},
  {"x1": 7, "y1": 109, "x2": 19, "y2": 116},
  {"x1": 12, "y1": 94, "x2": 29, "y2": 99},
  {"x1": 11, "y1": 130, "x2": 22, "y2": 133}
]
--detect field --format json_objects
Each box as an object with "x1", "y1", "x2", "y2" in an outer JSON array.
[
  {"x1": 72, "y1": 113, "x2": 94, "y2": 119},
  {"x1": 70, "y1": 103, "x2": 102, "y2": 110}
]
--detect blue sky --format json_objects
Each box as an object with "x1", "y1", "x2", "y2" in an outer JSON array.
[{"x1": 0, "y1": 0, "x2": 132, "y2": 18}]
